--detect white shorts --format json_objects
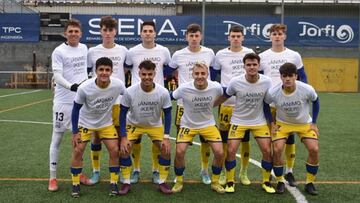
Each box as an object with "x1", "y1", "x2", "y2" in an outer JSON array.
[{"x1": 52, "y1": 103, "x2": 72, "y2": 132}]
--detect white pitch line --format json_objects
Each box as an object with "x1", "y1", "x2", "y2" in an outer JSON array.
[
  {"x1": 0, "y1": 90, "x2": 43, "y2": 98},
  {"x1": 0, "y1": 119, "x2": 51, "y2": 125},
  {"x1": 0, "y1": 119, "x2": 307, "y2": 203}
]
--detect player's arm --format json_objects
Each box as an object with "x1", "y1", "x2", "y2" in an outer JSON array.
[
  {"x1": 71, "y1": 102, "x2": 83, "y2": 147},
  {"x1": 297, "y1": 67, "x2": 308, "y2": 83},
  {"x1": 163, "y1": 64, "x2": 176, "y2": 78},
  {"x1": 170, "y1": 86, "x2": 182, "y2": 101},
  {"x1": 263, "y1": 101, "x2": 273, "y2": 123},
  {"x1": 263, "y1": 101, "x2": 276, "y2": 136},
  {"x1": 52, "y1": 50, "x2": 81, "y2": 92},
  {"x1": 214, "y1": 87, "x2": 230, "y2": 107},
  {"x1": 87, "y1": 66, "x2": 93, "y2": 78},
  {"x1": 119, "y1": 104, "x2": 131, "y2": 154},
  {"x1": 210, "y1": 66, "x2": 220, "y2": 81},
  {"x1": 124, "y1": 62, "x2": 133, "y2": 70},
  {"x1": 53, "y1": 71, "x2": 80, "y2": 92},
  {"x1": 162, "y1": 106, "x2": 172, "y2": 156},
  {"x1": 169, "y1": 91, "x2": 176, "y2": 100},
  {"x1": 310, "y1": 97, "x2": 320, "y2": 136}
]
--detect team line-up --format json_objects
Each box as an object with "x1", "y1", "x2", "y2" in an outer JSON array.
[{"x1": 47, "y1": 16, "x2": 320, "y2": 198}]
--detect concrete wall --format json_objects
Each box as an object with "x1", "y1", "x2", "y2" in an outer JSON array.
[{"x1": 0, "y1": 42, "x2": 358, "y2": 72}]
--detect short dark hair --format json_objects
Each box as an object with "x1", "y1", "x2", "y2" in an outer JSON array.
[
  {"x1": 141, "y1": 21, "x2": 156, "y2": 32},
  {"x1": 229, "y1": 25, "x2": 244, "y2": 35},
  {"x1": 96, "y1": 57, "x2": 113, "y2": 70},
  {"x1": 100, "y1": 16, "x2": 117, "y2": 29},
  {"x1": 186, "y1": 23, "x2": 202, "y2": 34},
  {"x1": 139, "y1": 60, "x2": 156, "y2": 71},
  {"x1": 64, "y1": 19, "x2": 81, "y2": 31},
  {"x1": 243, "y1": 53, "x2": 260, "y2": 64},
  {"x1": 279, "y1": 63, "x2": 297, "y2": 75},
  {"x1": 269, "y1": 24, "x2": 287, "y2": 34}
]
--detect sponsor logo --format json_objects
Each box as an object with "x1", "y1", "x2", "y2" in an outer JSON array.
[
  {"x1": 223, "y1": 21, "x2": 273, "y2": 42},
  {"x1": 299, "y1": 21, "x2": 354, "y2": 44}
]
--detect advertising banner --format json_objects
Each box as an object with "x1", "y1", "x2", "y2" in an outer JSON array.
[
  {"x1": 71, "y1": 15, "x2": 360, "y2": 47},
  {"x1": 0, "y1": 13, "x2": 40, "y2": 42}
]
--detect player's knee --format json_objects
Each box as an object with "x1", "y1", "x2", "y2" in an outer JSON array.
[
  {"x1": 214, "y1": 149, "x2": 224, "y2": 161},
  {"x1": 227, "y1": 146, "x2": 237, "y2": 159},
  {"x1": 73, "y1": 148, "x2": 85, "y2": 159},
  {"x1": 261, "y1": 147, "x2": 272, "y2": 160},
  {"x1": 108, "y1": 147, "x2": 119, "y2": 159},
  {"x1": 273, "y1": 145, "x2": 284, "y2": 157},
  {"x1": 176, "y1": 147, "x2": 186, "y2": 158},
  {"x1": 308, "y1": 145, "x2": 319, "y2": 157},
  {"x1": 286, "y1": 134, "x2": 295, "y2": 144}
]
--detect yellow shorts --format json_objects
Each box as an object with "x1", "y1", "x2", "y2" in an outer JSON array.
[
  {"x1": 272, "y1": 121, "x2": 318, "y2": 141},
  {"x1": 79, "y1": 125, "x2": 118, "y2": 142},
  {"x1": 218, "y1": 105, "x2": 233, "y2": 131},
  {"x1": 228, "y1": 124, "x2": 270, "y2": 140},
  {"x1": 175, "y1": 105, "x2": 184, "y2": 126},
  {"x1": 112, "y1": 104, "x2": 120, "y2": 127},
  {"x1": 126, "y1": 125, "x2": 164, "y2": 142},
  {"x1": 176, "y1": 125, "x2": 222, "y2": 143}
]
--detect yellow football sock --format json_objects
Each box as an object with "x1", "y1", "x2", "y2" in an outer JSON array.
[
  {"x1": 132, "y1": 143, "x2": 141, "y2": 170},
  {"x1": 306, "y1": 173, "x2": 316, "y2": 184},
  {"x1": 200, "y1": 142, "x2": 210, "y2": 170},
  {"x1": 152, "y1": 143, "x2": 160, "y2": 171},
  {"x1": 159, "y1": 164, "x2": 170, "y2": 182},
  {"x1": 71, "y1": 167, "x2": 82, "y2": 185},
  {"x1": 305, "y1": 162, "x2": 318, "y2": 184},
  {"x1": 262, "y1": 168, "x2": 271, "y2": 183},
  {"x1": 240, "y1": 141, "x2": 250, "y2": 171},
  {"x1": 71, "y1": 173, "x2": 81, "y2": 185},
  {"x1": 176, "y1": 175, "x2": 183, "y2": 183},
  {"x1": 91, "y1": 150, "x2": 101, "y2": 171},
  {"x1": 226, "y1": 167, "x2": 235, "y2": 183},
  {"x1": 110, "y1": 172, "x2": 119, "y2": 184},
  {"x1": 212, "y1": 174, "x2": 220, "y2": 183},
  {"x1": 276, "y1": 175, "x2": 285, "y2": 182},
  {"x1": 121, "y1": 166, "x2": 132, "y2": 181},
  {"x1": 285, "y1": 144, "x2": 296, "y2": 170}
]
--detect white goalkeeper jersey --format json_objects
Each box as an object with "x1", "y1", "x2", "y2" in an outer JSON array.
[{"x1": 52, "y1": 42, "x2": 88, "y2": 104}]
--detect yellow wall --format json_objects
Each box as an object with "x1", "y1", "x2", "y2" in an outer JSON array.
[{"x1": 303, "y1": 58, "x2": 358, "y2": 92}]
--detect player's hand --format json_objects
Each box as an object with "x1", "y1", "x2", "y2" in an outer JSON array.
[
  {"x1": 309, "y1": 123, "x2": 319, "y2": 137},
  {"x1": 120, "y1": 136, "x2": 131, "y2": 155},
  {"x1": 270, "y1": 122, "x2": 279, "y2": 136},
  {"x1": 72, "y1": 133, "x2": 82, "y2": 148},
  {"x1": 161, "y1": 138, "x2": 171, "y2": 156},
  {"x1": 70, "y1": 83, "x2": 79, "y2": 92}
]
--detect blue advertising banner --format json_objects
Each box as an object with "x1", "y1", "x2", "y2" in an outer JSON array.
[
  {"x1": 73, "y1": 14, "x2": 359, "y2": 47},
  {"x1": 0, "y1": 13, "x2": 40, "y2": 42},
  {"x1": 73, "y1": 15, "x2": 200, "y2": 45}
]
